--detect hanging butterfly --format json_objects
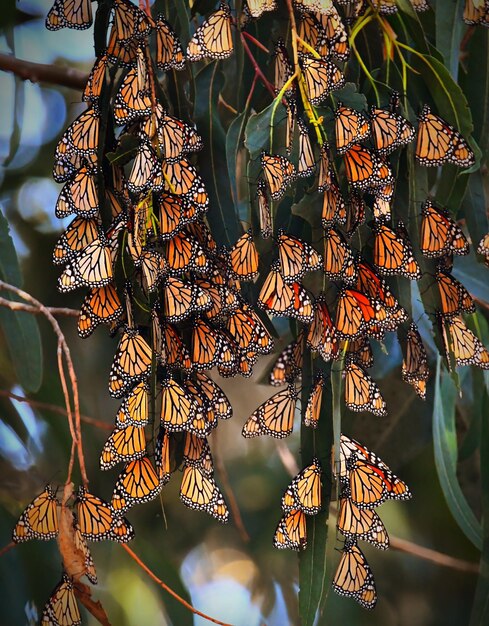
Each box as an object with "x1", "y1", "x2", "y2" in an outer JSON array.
[
  {"x1": 73, "y1": 522, "x2": 98, "y2": 584},
  {"x1": 269, "y1": 331, "x2": 304, "y2": 386},
  {"x1": 258, "y1": 262, "x2": 314, "y2": 323},
  {"x1": 355, "y1": 260, "x2": 407, "y2": 329},
  {"x1": 183, "y1": 432, "x2": 214, "y2": 477},
  {"x1": 78, "y1": 284, "x2": 123, "y2": 338},
  {"x1": 113, "y1": 66, "x2": 152, "y2": 124},
  {"x1": 343, "y1": 144, "x2": 393, "y2": 190},
  {"x1": 261, "y1": 152, "x2": 296, "y2": 200},
  {"x1": 186, "y1": 2, "x2": 234, "y2": 61},
  {"x1": 273, "y1": 39, "x2": 295, "y2": 97},
  {"x1": 323, "y1": 228, "x2": 357, "y2": 284},
  {"x1": 191, "y1": 318, "x2": 237, "y2": 372},
  {"x1": 184, "y1": 377, "x2": 219, "y2": 437},
  {"x1": 400, "y1": 322, "x2": 429, "y2": 399},
  {"x1": 372, "y1": 182, "x2": 394, "y2": 221},
  {"x1": 464, "y1": 0, "x2": 489, "y2": 25},
  {"x1": 229, "y1": 230, "x2": 259, "y2": 281},
  {"x1": 307, "y1": 296, "x2": 338, "y2": 362},
  {"x1": 419, "y1": 200, "x2": 469, "y2": 258},
  {"x1": 46, "y1": 0, "x2": 92, "y2": 30},
  {"x1": 12, "y1": 485, "x2": 59, "y2": 543},
  {"x1": 127, "y1": 142, "x2": 158, "y2": 194},
  {"x1": 344, "y1": 192, "x2": 366, "y2": 238},
  {"x1": 106, "y1": 21, "x2": 138, "y2": 66},
  {"x1": 273, "y1": 509, "x2": 307, "y2": 550},
  {"x1": 281, "y1": 458, "x2": 322, "y2": 515},
  {"x1": 440, "y1": 314, "x2": 489, "y2": 370},
  {"x1": 300, "y1": 56, "x2": 345, "y2": 105},
  {"x1": 321, "y1": 181, "x2": 347, "y2": 229},
  {"x1": 370, "y1": 104, "x2": 415, "y2": 154},
  {"x1": 297, "y1": 118, "x2": 316, "y2": 177},
  {"x1": 226, "y1": 304, "x2": 274, "y2": 354},
  {"x1": 115, "y1": 381, "x2": 149, "y2": 428},
  {"x1": 180, "y1": 465, "x2": 229, "y2": 522},
  {"x1": 75, "y1": 486, "x2": 134, "y2": 542},
  {"x1": 332, "y1": 540, "x2": 377, "y2": 609},
  {"x1": 242, "y1": 385, "x2": 298, "y2": 439},
  {"x1": 344, "y1": 359, "x2": 387, "y2": 417},
  {"x1": 416, "y1": 104, "x2": 475, "y2": 167},
  {"x1": 436, "y1": 269, "x2": 475, "y2": 316},
  {"x1": 112, "y1": 0, "x2": 153, "y2": 43},
  {"x1": 111, "y1": 456, "x2": 164, "y2": 513},
  {"x1": 100, "y1": 424, "x2": 146, "y2": 470},
  {"x1": 256, "y1": 179, "x2": 272, "y2": 239},
  {"x1": 372, "y1": 221, "x2": 421, "y2": 279},
  {"x1": 58, "y1": 237, "x2": 113, "y2": 293},
  {"x1": 337, "y1": 490, "x2": 389, "y2": 549},
  {"x1": 303, "y1": 374, "x2": 325, "y2": 428},
  {"x1": 161, "y1": 276, "x2": 212, "y2": 322},
  {"x1": 160, "y1": 376, "x2": 197, "y2": 433},
  {"x1": 41, "y1": 574, "x2": 81, "y2": 626},
  {"x1": 157, "y1": 193, "x2": 196, "y2": 240},
  {"x1": 108, "y1": 327, "x2": 152, "y2": 398},
  {"x1": 245, "y1": 0, "x2": 277, "y2": 18},
  {"x1": 53, "y1": 216, "x2": 100, "y2": 264},
  {"x1": 335, "y1": 288, "x2": 389, "y2": 340},
  {"x1": 83, "y1": 54, "x2": 108, "y2": 106},
  {"x1": 155, "y1": 14, "x2": 186, "y2": 71},
  {"x1": 335, "y1": 103, "x2": 370, "y2": 154},
  {"x1": 165, "y1": 231, "x2": 209, "y2": 275},
  {"x1": 55, "y1": 167, "x2": 99, "y2": 219},
  {"x1": 277, "y1": 231, "x2": 322, "y2": 282},
  {"x1": 318, "y1": 142, "x2": 333, "y2": 192}
]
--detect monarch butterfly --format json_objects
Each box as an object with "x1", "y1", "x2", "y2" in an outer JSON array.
[
  {"x1": 245, "y1": 0, "x2": 277, "y2": 18},
  {"x1": 158, "y1": 321, "x2": 192, "y2": 371},
  {"x1": 52, "y1": 141, "x2": 97, "y2": 183},
  {"x1": 160, "y1": 159, "x2": 209, "y2": 210},
  {"x1": 355, "y1": 260, "x2": 406, "y2": 325},
  {"x1": 335, "y1": 103, "x2": 370, "y2": 154},
  {"x1": 115, "y1": 381, "x2": 149, "y2": 428},
  {"x1": 323, "y1": 228, "x2": 357, "y2": 283},
  {"x1": 332, "y1": 540, "x2": 377, "y2": 609},
  {"x1": 155, "y1": 14, "x2": 185, "y2": 71},
  {"x1": 56, "y1": 167, "x2": 99, "y2": 219},
  {"x1": 226, "y1": 305, "x2": 274, "y2": 354},
  {"x1": 78, "y1": 284, "x2": 123, "y2": 338},
  {"x1": 344, "y1": 359, "x2": 387, "y2": 417},
  {"x1": 197, "y1": 278, "x2": 235, "y2": 321},
  {"x1": 12, "y1": 485, "x2": 59, "y2": 543},
  {"x1": 83, "y1": 54, "x2": 108, "y2": 105},
  {"x1": 75, "y1": 486, "x2": 134, "y2": 542},
  {"x1": 337, "y1": 493, "x2": 389, "y2": 549},
  {"x1": 258, "y1": 262, "x2": 314, "y2": 323},
  {"x1": 192, "y1": 319, "x2": 237, "y2": 371},
  {"x1": 46, "y1": 0, "x2": 92, "y2": 30},
  {"x1": 372, "y1": 221, "x2": 421, "y2": 279},
  {"x1": 195, "y1": 372, "x2": 233, "y2": 420},
  {"x1": 294, "y1": 0, "x2": 342, "y2": 16},
  {"x1": 180, "y1": 465, "x2": 229, "y2": 522},
  {"x1": 58, "y1": 237, "x2": 113, "y2": 293},
  {"x1": 318, "y1": 142, "x2": 333, "y2": 192},
  {"x1": 321, "y1": 182, "x2": 347, "y2": 229},
  {"x1": 298, "y1": 10, "x2": 350, "y2": 61},
  {"x1": 419, "y1": 200, "x2": 469, "y2": 258},
  {"x1": 411, "y1": 0, "x2": 430, "y2": 10},
  {"x1": 344, "y1": 192, "x2": 366, "y2": 238},
  {"x1": 273, "y1": 509, "x2": 307, "y2": 550},
  {"x1": 400, "y1": 322, "x2": 429, "y2": 399},
  {"x1": 478, "y1": 232, "x2": 489, "y2": 258},
  {"x1": 370, "y1": 105, "x2": 415, "y2": 154},
  {"x1": 137, "y1": 248, "x2": 167, "y2": 293},
  {"x1": 111, "y1": 457, "x2": 163, "y2": 513},
  {"x1": 165, "y1": 231, "x2": 209, "y2": 274},
  {"x1": 53, "y1": 217, "x2": 100, "y2": 265},
  {"x1": 127, "y1": 142, "x2": 158, "y2": 193},
  {"x1": 372, "y1": 182, "x2": 394, "y2": 221},
  {"x1": 300, "y1": 56, "x2": 345, "y2": 105},
  {"x1": 281, "y1": 459, "x2": 322, "y2": 514},
  {"x1": 73, "y1": 523, "x2": 98, "y2": 584},
  {"x1": 307, "y1": 296, "x2": 338, "y2": 362},
  {"x1": 156, "y1": 193, "x2": 192, "y2": 240},
  {"x1": 297, "y1": 12, "x2": 330, "y2": 58},
  {"x1": 114, "y1": 67, "x2": 152, "y2": 123},
  {"x1": 186, "y1": 221, "x2": 217, "y2": 253},
  {"x1": 371, "y1": 0, "x2": 397, "y2": 13},
  {"x1": 63, "y1": 109, "x2": 100, "y2": 156},
  {"x1": 41, "y1": 574, "x2": 81, "y2": 626},
  {"x1": 185, "y1": 377, "x2": 218, "y2": 436},
  {"x1": 440, "y1": 315, "x2": 489, "y2": 370},
  {"x1": 261, "y1": 152, "x2": 296, "y2": 200},
  {"x1": 297, "y1": 118, "x2": 316, "y2": 177},
  {"x1": 303, "y1": 374, "x2": 325, "y2": 428},
  {"x1": 187, "y1": 2, "x2": 234, "y2": 61},
  {"x1": 106, "y1": 21, "x2": 138, "y2": 66},
  {"x1": 242, "y1": 385, "x2": 298, "y2": 438},
  {"x1": 343, "y1": 144, "x2": 393, "y2": 190},
  {"x1": 269, "y1": 332, "x2": 304, "y2": 386},
  {"x1": 256, "y1": 179, "x2": 272, "y2": 239},
  {"x1": 112, "y1": 0, "x2": 153, "y2": 43},
  {"x1": 182, "y1": 433, "x2": 213, "y2": 476},
  {"x1": 108, "y1": 328, "x2": 152, "y2": 398},
  {"x1": 348, "y1": 455, "x2": 412, "y2": 508},
  {"x1": 436, "y1": 269, "x2": 475, "y2": 316},
  {"x1": 100, "y1": 424, "x2": 146, "y2": 470},
  {"x1": 463, "y1": 0, "x2": 489, "y2": 25},
  {"x1": 161, "y1": 276, "x2": 212, "y2": 322},
  {"x1": 335, "y1": 288, "x2": 388, "y2": 340},
  {"x1": 277, "y1": 232, "x2": 322, "y2": 282},
  {"x1": 160, "y1": 377, "x2": 196, "y2": 432},
  {"x1": 416, "y1": 104, "x2": 475, "y2": 167},
  {"x1": 229, "y1": 231, "x2": 259, "y2": 281},
  {"x1": 273, "y1": 39, "x2": 295, "y2": 97}
]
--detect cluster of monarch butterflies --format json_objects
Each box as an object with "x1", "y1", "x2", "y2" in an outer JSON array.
[
  {"x1": 9, "y1": 0, "x2": 487, "y2": 621},
  {"x1": 332, "y1": 434, "x2": 411, "y2": 608}
]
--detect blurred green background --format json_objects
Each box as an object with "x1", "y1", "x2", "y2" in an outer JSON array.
[{"x1": 0, "y1": 1, "x2": 485, "y2": 625}]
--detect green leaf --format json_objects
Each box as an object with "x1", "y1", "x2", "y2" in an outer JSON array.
[
  {"x1": 469, "y1": 388, "x2": 489, "y2": 626},
  {"x1": 299, "y1": 353, "x2": 333, "y2": 626},
  {"x1": 433, "y1": 357, "x2": 482, "y2": 550},
  {"x1": 0, "y1": 210, "x2": 42, "y2": 392},
  {"x1": 435, "y1": 0, "x2": 464, "y2": 79},
  {"x1": 244, "y1": 100, "x2": 288, "y2": 160},
  {"x1": 463, "y1": 26, "x2": 489, "y2": 161},
  {"x1": 453, "y1": 252, "x2": 489, "y2": 304},
  {"x1": 226, "y1": 110, "x2": 248, "y2": 215},
  {"x1": 106, "y1": 134, "x2": 139, "y2": 165},
  {"x1": 328, "y1": 82, "x2": 368, "y2": 111},
  {"x1": 194, "y1": 62, "x2": 241, "y2": 246}
]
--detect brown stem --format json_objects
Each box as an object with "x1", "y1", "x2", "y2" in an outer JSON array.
[
  {"x1": 0, "y1": 281, "x2": 88, "y2": 487},
  {"x1": 0, "y1": 52, "x2": 87, "y2": 90},
  {"x1": 0, "y1": 542, "x2": 15, "y2": 557},
  {"x1": 0, "y1": 389, "x2": 112, "y2": 430},
  {"x1": 121, "y1": 544, "x2": 234, "y2": 626},
  {"x1": 389, "y1": 535, "x2": 479, "y2": 574},
  {"x1": 0, "y1": 298, "x2": 79, "y2": 317},
  {"x1": 240, "y1": 34, "x2": 277, "y2": 100}
]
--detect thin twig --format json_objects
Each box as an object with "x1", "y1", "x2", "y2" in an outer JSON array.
[
  {"x1": 240, "y1": 34, "x2": 277, "y2": 99},
  {"x1": 0, "y1": 389, "x2": 112, "y2": 430},
  {"x1": 389, "y1": 535, "x2": 479, "y2": 574},
  {"x1": 0, "y1": 542, "x2": 15, "y2": 557},
  {"x1": 0, "y1": 298, "x2": 79, "y2": 317},
  {"x1": 0, "y1": 52, "x2": 87, "y2": 90},
  {"x1": 121, "y1": 544, "x2": 234, "y2": 626},
  {"x1": 0, "y1": 281, "x2": 88, "y2": 487}
]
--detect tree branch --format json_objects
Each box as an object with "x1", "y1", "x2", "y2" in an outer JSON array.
[{"x1": 0, "y1": 52, "x2": 87, "y2": 90}]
